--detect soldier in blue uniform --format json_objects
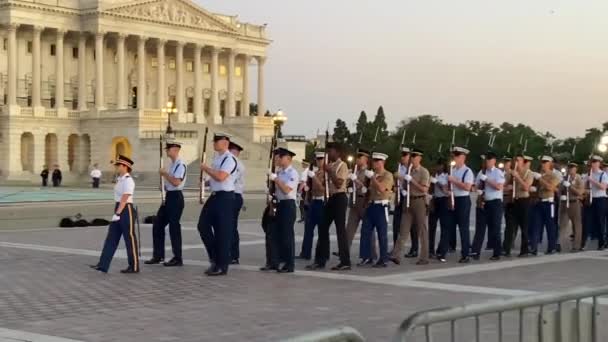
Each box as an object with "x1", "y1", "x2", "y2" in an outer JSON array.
[
  {"x1": 268, "y1": 148, "x2": 299, "y2": 273},
  {"x1": 583, "y1": 155, "x2": 608, "y2": 250},
  {"x1": 90, "y1": 155, "x2": 139, "y2": 274},
  {"x1": 229, "y1": 142, "x2": 246, "y2": 265},
  {"x1": 145, "y1": 141, "x2": 186, "y2": 267},
  {"x1": 429, "y1": 159, "x2": 450, "y2": 257},
  {"x1": 197, "y1": 132, "x2": 237, "y2": 276}
]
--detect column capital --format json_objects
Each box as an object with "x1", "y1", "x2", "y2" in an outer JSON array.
[
  {"x1": 8, "y1": 23, "x2": 20, "y2": 31},
  {"x1": 95, "y1": 31, "x2": 105, "y2": 39},
  {"x1": 210, "y1": 46, "x2": 221, "y2": 56},
  {"x1": 176, "y1": 40, "x2": 186, "y2": 48},
  {"x1": 116, "y1": 32, "x2": 127, "y2": 40},
  {"x1": 55, "y1": 28, "x2": 67, "y2": 36},
  {"x1": 33, "y1": 25, "x2": 44, "y2": 34},
  {"x1": 256, "y1": 56, "x2": 267, "y2": 64},
  {"x1": 228, "y1": 48, "x2": 238, "y2": 58},
  {"x1": 157, "y1": 38, "x2": 167, "y2": 46},
  {"x1": 138, "y1": 35, "x2": 148, "y2": 43},
  {"x1": 193, "y1": 43, "x2": 203, "y2": 52}
]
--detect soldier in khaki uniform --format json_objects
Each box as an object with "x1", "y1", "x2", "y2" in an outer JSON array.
[
  {"x1": 390, "y1": 149, "x2": 431, "y2": 265},
  {"x1": 529, "y1": 155, "x2": 561, "y2": 255},
  {"x1": 503, "y1": 155, "x2": 534, "y2": 257},
  {"x1": 345, "y1": 149, "x2": 378, "y2": 260},
  {"x1": 559, "y1": 162, "x2": 584, "y2": 252},
  {"x1": 359, "y1": 152, "x2": 394, "y2": 267},
  {"x1": 501, "y1": 157, "x2": 514, "y2": 255},
  {"x1": 298, "y1": 152, "x2": 326, "y2": 260}
]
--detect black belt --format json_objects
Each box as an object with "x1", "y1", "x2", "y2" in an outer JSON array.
[
  {"x1": 411, "y1": 195, "x2": 426, "y2": 199},
  {"x1": 166, "y1": 190, "x2": 183, "y2": 192}
]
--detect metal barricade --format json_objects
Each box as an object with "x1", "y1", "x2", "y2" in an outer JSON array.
[
  {"x1": 284, "y1": 327, "x2": 365, "y2": 342},
  {"x1": 393, "y1": 285, "x2": 608, "y2": 342}
]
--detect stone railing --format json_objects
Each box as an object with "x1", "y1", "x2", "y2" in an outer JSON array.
[
  {"x1": 45, "y1": 109, "x2": 58, "y2": 117},
  {"x1": 239, "y1": 23, "x2": 267, "y2": 39},
  {"x1": 0, "y1": 105, "x2": 5, "y2": 115},
  {"x1": 68, "y1": 110, "x2": 80, "y2": 119},
  {"x1": 143, "y1": 109, "x2": 162, "y2": 118},
  {"x1": 20, "y1": 107, "x2": 33, "y2": 116},
  {"x1": 140, "y1": 130, "x2": 199, "y2": 140},
  {"x1": 98, "y1": 108, "x2": 140, "y2": 119}
]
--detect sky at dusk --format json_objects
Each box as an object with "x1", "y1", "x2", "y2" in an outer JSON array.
[{"x1": 199, "y1": 0, "x2": 608, "y2": 138}]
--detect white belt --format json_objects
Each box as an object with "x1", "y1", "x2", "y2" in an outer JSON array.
[
  {"x1": 373, "y1": 200, "x2": 389, "y2": 205},
  {"x1": 312, "y1": 196, "x2": 325, "y2": 200},
  {"x1": 541, "y1": 198, "x2": 554, "y2": 203}
]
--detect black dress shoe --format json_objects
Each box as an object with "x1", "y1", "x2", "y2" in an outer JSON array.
[
  {"x1": 416, "y1": 260, "x2": 429, "y2": 265},
  {"x1": 545, "y1": 250, "x2": 557, "y2": 255},
  {"x1": 230, "y1": 259, "x2": 240, "y2": 265},
  {"x1": 144, "y1": 257, "x2": 164, "y2": 265},
  {"x1": 357, "y1": 259, "x2": 374, "y2": 267},
  {"x1": 259, "y1": 265, "x2": 278, "y2": 271},
  {"x1": 89, "y1": 264, "x2": 107, "y2": 273},
  {"x1": 471, "y1": 253, "x2": 480, "y2": 261},
  {"x1": 389, "y1": 257, "x2": 401, "y2": 265},
  {"x1": 305, "y1": 263, "x2": 325, "y2": 270},
  {"x1": 89, "y1": 264, "x2": 100, "y2": 269},
  {"x1": 437, "y1": 256, "x2": 447, "y2": 263},
  {"x1": 206, "y1": 268, "x2": 227, "y2": 276},
  {"x1": 404, "y1": 251, "x2": 418, "y2": 258},
  {"x1": 458, "y1": 257, "x2": 471, "y2": 264},
  {"x1": 204, "y1": 264, "x2": 217, "y2": 275},
  {"x1": 163, "y1": 258, "x2": 183, "y2": 267},
  {"x1": 330, "y1": 263, "x2": 351, "y2": 271},
  {"x1": 517, "y1": 252, "x2": 529, "y2": 258},
  {"x1": 332, "y1": 252, "x2": 339, "y2": 257},
  {"x1": 120, "y1": 267, "x2": 139, "y2": 274},
  {"x1": 277, "y1": 266, "x2": 294, "y2": 273},
  {"x1": 295, "y1": 255, "x2": 311, "y2": 260},
  {"x1": 372, "y1": 261, "x2": 388, "y2": 268},
  {"x1": 503, "y1": 252, "x2": 512, "y2": 257},
  {"x1": 489, "y1": 256, "x2": 500, "y2": 261}
]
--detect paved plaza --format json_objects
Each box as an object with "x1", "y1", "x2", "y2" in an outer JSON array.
[{"x1": 2, "y1": 217, "x2": 608, "y2": 341}]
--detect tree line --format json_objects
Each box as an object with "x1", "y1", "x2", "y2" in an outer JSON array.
[{"x1": 306, "y1": 106, "x2": 608, "y2": 171}]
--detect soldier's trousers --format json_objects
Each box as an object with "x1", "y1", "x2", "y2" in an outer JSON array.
[
  {"x1": 197, "y1": 191, "x2": 235, "y2": 272},
  {"x1": 472, "y1": 199, "x2": 503, "y2": 257},
  {"x1": 92, "y1": 177, "x2": 100, "y2": 188},
  {"x1": 300, "y1": 199, "x2": 324, "y2": 259},
  {"x1": 261, "y1": 206, "x2": 277, "y2": 267},
  {"x1": 392, "y1": 197, "x2": 429, "y2": 262},
  {"x1": 429, "y1": 197, "x2": 451, "y2": 254},
  {"x1": 559, "y1": 200, "x2": 582, "y2": 251},
  {"x1": 438, "y1": 196, "x2": 471, "y2": 258},
  {"x1": 314, "y1": 193, "x2": 349, "y2": 266},
  {"x1": 273, "y1": 199, "x2": 296, "y2": 271},
  {"x1": 360, "y1": 203, "x2": 389, "y2": 262},
  {"x1": 529, "y1": 201, "x2": 558, "y2": 253},
  {"x1": 471, "y1": 206, "x2": 487, "y2": 255},
  {"x1": 585, "y1": 198, "x2": 607, "y2": 249},
  {"x1": 393, "y1": 200, "x2": 418, "y2": 253},
  {"x1": 503, "y1": 198, "x2": 530, "y2": 255},
  {"x1": 98, "y1": 203, "x2": 139, "y2": 272},
  {"x1": 231, "y1": 193, "x2": 244, "y2": 261},
  {"x1": 501, "y1": 202, "x2": 515, "y2": 253},
  {"x1": 346, "y1": 196, "x2": 378, "y2": 259},
  {"x1": 152, "y1": 191, "x2": 184, "y2": 261}
]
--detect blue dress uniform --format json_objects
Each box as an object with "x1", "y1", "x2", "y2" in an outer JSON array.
[
  {"x1": 229, "y1": 142, "x2": 246, "y2": 264},
  {"x1": 472, "y1": 157, "x2": 505, "y2": 260},
  {"x1": 584, "y1": 157, "x2": 608, "y2": 250},
  {"x1": 197, "y1": 133, "x2": 237, "y2": 276},
  {"x1": 438, "y1": 147, "x2": 474, "y2": 263},
  {"x1": 147, "y1": 142, "x2": 186, "y2": 266},
  {"x1": 529, "y1": 156, "x2": 561, "y2": 255},
  {"x1": 271, "y1": 148, "x2": 299, "y2": 273},
  {"x1": 299, "y1": 152, "x2": 325, "y2": 260},
  {"x1": 471, "y1": 168, "x2": 487, "y2": 257},
  {"x1": 429, "y1": 171, "x2": 450, "y2": 255},
  {"x1": 359, "y1": 153, "x2": 394, "y2": 266},
  {"x1": 92, "y1": 156, "x2": 139, "y2": 274}
]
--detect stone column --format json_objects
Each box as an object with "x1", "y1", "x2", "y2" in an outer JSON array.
[
  {"x1": 116, "y1": 33, "x2": 126, "y2": 109},
  {"x1": 257, "y1": 56, "x2": 266, "y2": 116},
  {"x1": 242, "y1": 54, "x2": 250, "y2": 116},
  {"x1": 175, "y1": 41, "x2": 184, "y2": 118},
  {"x1": 95, "y1": 31, "x2": 105, "y2": 109},
  {"x1": 55, "y1": 29, "x2": 65, "y2": 109},
  {"x1": 137, "y1": 36, "x2": 147, "y2": 109},
  {"x1": 156, "y1": 39, "x2": 166, "y2": 109},
  {"x1": 210, "y1": 46, "x2": 220, "y2": 124},
  {"x1": 7, "y1": 24, "x2": 19, "y2": 106},
  {"x1": 193, "y1": 43, "x2": 204, "y2": 123},
  {"x1": 32, "y1": 25, "x2": 43, "y2": 108},
  {"x1": 78, "y1": 33, "x2": 87, "y2": 111},
  {"x1": 227, "y1": 49, "x2": 236, "y2": 117}
]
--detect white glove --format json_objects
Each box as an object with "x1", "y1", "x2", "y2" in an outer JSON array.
[
  {"x1": 365, "y1": 170, "x2": 375, "y2": 179},
  {"x1": 203, "y1": 175, "x2": 211, "y2": 182},
  {"x1": 533, "y1": 172, "x2": 541, "y2": 180},
  {"x1": 530, "y1": 186, "x2": 538, "y2": 192},
  {"x1": 307, "y1": 170, "x2": 316, "y2": 178},
  {"x1": 560, "y1": 195, "x2": 567, "y2": 201},
  {"x1": 480, "y1": 174, "x2": 488, "y2": 181},
  {"x1": 349, "y1": 173, "x2": 357, "y2": 181},
  {"x1": 313, "y1": 166, "x2": 319, "y2": 172},
  {"x1": 401, "y1": 189, "x2": 408, "y2": 196},
  {"x1": 300, "y1": 172, "x2": 308, "y2": 182},
  {"x1": 361, "y1": 186, "x2": 368, "y2": 194},
  {"x1": 430, "y1": 177, "x2": 438, "y2": 184},
  {"x1": 347, "y1": 187, "x2": 354, "y2": 193},
  {"x1": 476, "y1": 189, "x2": 483, "y2": 196},
  {"x1": 563, "y1": 181, "x2": 571, "y2": 188},
  {"x1": 404, "y1": 174, "x2": 413, "y2": 182},
  {"x1": 269, "y1": 173, "x2": 277, "y2": 181},
  {"x1": 303, "y1": 185, "x2": 310, "y2": 192},
  {"x1": 111, "y1": 214, "x2": 120, "y2": 222}
]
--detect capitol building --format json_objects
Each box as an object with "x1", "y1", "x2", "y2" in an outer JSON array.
[{"x1": 0, "y1": 0, "x2": 299, "y2": 187}]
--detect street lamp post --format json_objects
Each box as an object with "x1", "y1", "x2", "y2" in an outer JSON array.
[
  {"x1": 272, "y1": 109, "x2": 287, "y2": 138},
  {"x1": 162, "y1": 101, "x2": 178, "y2": 140}
]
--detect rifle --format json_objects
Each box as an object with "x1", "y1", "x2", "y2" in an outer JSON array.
[
  {"x1": 448, "y1": 128, "x2": 456, "y2": 210},
  {"x1": 364, "y1": 126, "x2": 380, "y2": 204},
  {"x1": 198, "y1": 127, "x2": 209, "y2": 204},
  {"x1": 351, "y1": 132, "x2": 363, "y2": 206},
  {"x1": 477, "y1": 133, "x2": 494, "y2": 209},
  {"x1": 405, "y1": 132, "x2": 416, "y2": 209},
  {"x1": 396, "y1": 129, "x2": 407, "y2": 207},
  {"x1": 564, "y1": 144, "x2": 577, "y2": 209},
  {"x1": 159, "y1": 134, "x2": 166, "y2": 204},
  {"x1": 266, "y1": 124, "x2": 280, "y2": 216},
  {"x1": 323, "y1": 124, "x2": 330, "y2": 201}
]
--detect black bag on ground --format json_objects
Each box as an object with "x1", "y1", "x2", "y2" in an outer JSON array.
[
  {"x1": 59, "y1": 218, "x2": 75, "y2": 228},
  {"x1": 89, "y1": 218, "x2": 110, "y2": 226}
]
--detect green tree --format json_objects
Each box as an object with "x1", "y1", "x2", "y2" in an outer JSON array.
[{"x1": 332, "y1": 119, "x2": 350, "y2": 143}]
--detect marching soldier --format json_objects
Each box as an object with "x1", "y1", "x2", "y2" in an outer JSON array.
[
  {"x1": 529, "y1": 156, "x2": 560, "y2": 255},
  {"x1": 229, "y1": 142, "x2": 245, "y2": 264},
  {"x1": 583, "y1": 155, "x2": 608, "y2": 250},
  {"x1": 438, "y1": 146, "x2": 474, "y2": 263},
  {"x1": 471, "y1": 154, "x2": 488, "y2": 259},
  {"x1": 268, "y1": 147, "x2": 299, "y2": 273},
  {"x1": 472, "y1": 152, "x2": 505, "y2": 261},
  {"x1": 197, "y1": 133, "x2": 238, "y2": 276},
  {"x1": 390, "y1": 149, "x2": 431, "y2": 265},
  {"x1": 260, "y1": 153, "x2": 283, "y2": 271},
  {"x1": 559, "y1": 162, "x2": 584, "y2": 252},
  {"x1": 298, "y1": 151, "x2": 326, "y2": 260},
  {"x1": 501, "y1": 157, "x2": 515, "y2": 256},
  {"x1": 298, "y1": 161, "x2": 311, "y2": 223},
  {"x1": 90, "y1": 155, "x2": 139, "y2": 274},
  {"x1": 346, "y1": 148, "x2": 378, "y2": 261},
  {"x1": 394, "y1": 147, "x2": 419, "y2": 258},
  {"x1": 428, "y1": 159, "x2": 450, "y2": 257},
  {"x1": 359, "y1": 152, "x2": 394, "y2": 267},
  {"x1": 306, "y1": 142, "x2": 350, "y2": 271},
  {"x1": 503, "y1": 154, "x2": 534, "y2": 257},
  {"x1": 145, "y1": 140, "x2": 186, "y2": 267}
]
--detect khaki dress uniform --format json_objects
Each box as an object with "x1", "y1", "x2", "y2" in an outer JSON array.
[{"x1": 559, "y1": 173, "x2": 584, "y2": 250}]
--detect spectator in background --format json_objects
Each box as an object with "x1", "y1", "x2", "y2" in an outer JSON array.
[
  {"x1": 40, "y1": 165, "x2": 49, "y2": 187},
  {"x1": 90, "y1": 163, "x2": 102, "y2": 188},
  {"x1": 52, "y1": 165, "x2": 62, "y2": 187}
]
